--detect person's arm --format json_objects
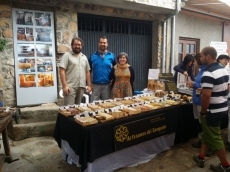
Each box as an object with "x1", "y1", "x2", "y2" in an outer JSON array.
[
  {"x1": 201, "y1": 88, "x2": 212, "y2": 113},
  {"x1": 200, "y1": 71, "x2": 214, "y2": 113},
  {"x1": 129, "y1": 66, "x2": 135, "y2": 84},
  {"x1": 86, "y1": 70, "x2": 92, "y2": 93},
  {"x1": 110, "y1": 67, "x2": 115, "y2": 87},
  {"x1": 112, "y1": 54, "x2": 116, "y2": 66},
  {"x1": 193, "y1": 81, "x2": 201, "y2": 89},
  {"x1": 59, "y1": 67, "x2": 70, "y2": 96},
  {"x1": 129, "y1": 66, "x2": 135, "y2": 94},
  {"x1": 88, "y1": 54, "x2": 93, "y2": 73},
  {"x1": 188, "y1": 67, "x2": 195, "y2": 81},
  {"x1": 173, "y1": 63, "x2": 185, "y2": 74}
]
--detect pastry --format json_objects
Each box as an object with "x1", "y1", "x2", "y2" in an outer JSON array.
[
  {"x1": 94, "y1": 113, "x2": 115, "y2": 122},
  {"x1": 77, "y1": 106, "x2": 92, "y2": 112},
  {"x1": 109, "y1": 110, "x2": 128, "y2": 119}
]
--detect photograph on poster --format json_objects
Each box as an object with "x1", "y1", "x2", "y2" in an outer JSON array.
[
  {"x1": 36, "y1": 44, "x2": 52, "y2": 57},
  {"x1": 35, "y1": 28, "x2": 52, "y2": 42},
  {"x1": 19, "y1": 74, "x2": 36, "y2": 87},
  {"x1": 16, "y1": 11, "x2": 33, "y2": 25},
  {"x1": 17, "y1": 43, "x2": 35, "y2": 57},
  {"x1": 17, "y1": 27, "x2": 34, "y2": 41},
  {"x1": 0, "y1": 90, "x2": 3, "y2": 107},
  {"x1": 37, "y1": 59, "x2": 53, "y2": 72},
  {"x1": 35, "y1": 13, "x2": 51, "y2": 26},
  {"x1": 37, "y1": 73, "x2": 54, "y2": 87},
  {"x1": 18, "y1": 58, "x2": 35, "y2": 73}
]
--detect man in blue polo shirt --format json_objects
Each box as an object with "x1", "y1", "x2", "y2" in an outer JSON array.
[
  {"x1": 89, "y1": 36, "x2": 116, "y2": 101},
  {"x1": 193, "y1": 46, "x2": 230, "y2": 172}
]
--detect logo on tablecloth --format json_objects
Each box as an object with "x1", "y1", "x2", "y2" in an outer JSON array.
[
  {"x1": 115, "y1": 126, "x2": 129, "y2": 142},
  {"x1": 114, "y1": 114, "x2": 170, "y2": 151}
]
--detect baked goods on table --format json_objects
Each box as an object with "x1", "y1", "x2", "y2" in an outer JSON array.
[
  {"x1": 75, "y1": 116, "x2": 98, "y2": 126},
  {"x1": 120, "y1": 107, "x2": 141, "y2": 116},
  {"x1": 111, "y1": 101, "x2": 123, "y2": 106},
  {"x1": 98, "y1": 102, "x2": 116, "y2": 108},
  {"x1": 59, "y1": 107, "x2": 80, "y2": 117},
  {"x1": 87, "y1": 104, "x2": 104, "y2": 111},
  {"x1": 140, "y1": 96, "x2": 158, "y2": 101},
  {"x1": 77, "y1": 106, "x2": 92, "y2": 112},
  {"x1": 132, "y1": 97, "x2": 145, "y2": 103},
  {"x1": 94, "y1": 113, "x2": 115, "y2": 123},
  {"x1": 149, "y1": 102, "x2": 164, "y2": 108},
  {"x1": 109, "y1": 110, "x2": 128, "y2": 119},
  {"x1": 165, "y1": 100, "x2": 179, "y2": 105},
  {"x1": 58, "y1": 92, "x2": 190, "y2": 126},
  {"x1": 119, "y1": 100, "x2": 135, "y2": 105}
]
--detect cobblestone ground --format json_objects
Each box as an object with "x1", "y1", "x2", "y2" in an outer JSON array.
[{"x1": 1, "y1": 129, "x2": 230, "y2": 172}]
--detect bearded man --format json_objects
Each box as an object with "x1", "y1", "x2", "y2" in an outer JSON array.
[
  {"x1": 193, "y1": 46, "x2": 230, "y2": 172},
  {"x1": 59, "y1": 37, "x2": 92, "y2": 105}
]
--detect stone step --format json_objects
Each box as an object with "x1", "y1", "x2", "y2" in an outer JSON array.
[
  {"x1": 8, "y1": 121, "x2": 56, "y2": 141},
  {"x1": 12, "y1": 103, "x2": 59, "y2": 124}
]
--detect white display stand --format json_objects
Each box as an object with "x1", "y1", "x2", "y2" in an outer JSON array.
[{"x1": 12, "y1": 8, "x2": 58, "y2": 106}]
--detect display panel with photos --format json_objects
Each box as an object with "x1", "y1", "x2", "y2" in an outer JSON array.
[
  {"x1": 16, "y1": 11, "x2": 33, "y2": 25},
  {"x1": 36, "y1": 28, "x2": 52, "y2": 42},
  {"x1": 37, "y1": 59, "x2": 53, "y2": 72},
  {"x1": 35, "y1": 13, "x2": 51, "y2": 26},
  {"x1": 17, "y1": 43, "x2": 35, "y2": 57},
  {"x1": 18, "y1": 58, "x2": 35, "y2": 73},
  {"x1": 36, "y1": 44, "x2": 52, "y2": 57},
  {"x1": 17, "y1": 27, "x2": 34, "y2": 41},
  {"x1": 38, "y1": 73, "x2": 54, "y2": 87},
  {"x1": 19, "y1": 74, "x2": 36, "y2": 87},
  {"x1": 13, "y1": 8, "x2": 57, "y2": 106}
]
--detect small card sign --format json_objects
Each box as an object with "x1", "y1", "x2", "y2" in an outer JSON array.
[
  {"x1": 177, "y1": 72, "x2": 188, "y2": 89},
  {"x1": 148, "y1": 69, "x2": 159, "y2": 80},
  {"x1": 158, "y1": 73, "x2": 178, "y2": 93}
]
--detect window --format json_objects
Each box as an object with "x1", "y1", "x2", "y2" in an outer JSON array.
[{"x1": 179, "y1": 38, "x2": 199, "y2": 76}]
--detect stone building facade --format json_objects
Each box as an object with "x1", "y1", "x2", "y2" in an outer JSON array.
[{"x1": 0, "y1": 0, "x2": 177, "y2": 106}]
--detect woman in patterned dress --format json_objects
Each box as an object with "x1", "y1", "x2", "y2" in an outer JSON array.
[{"x1": 110, "y1": 52, "x2": 135, "y2": 99}]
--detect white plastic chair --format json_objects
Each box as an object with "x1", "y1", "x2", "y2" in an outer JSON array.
[{"x1": 59, "y1": 89, "x2": 89, "y2": 104}]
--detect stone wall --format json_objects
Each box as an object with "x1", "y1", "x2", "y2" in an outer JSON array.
[
  {"x1": 0, "y1": 4, "x2": 15, "y2": 106},
  {"x1": 0, "y1": 0, "x2": 165, "y2": 106}
]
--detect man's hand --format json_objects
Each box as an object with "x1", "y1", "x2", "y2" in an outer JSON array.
[
  {"x1": 183, "y1": 71, "x2": 188, "y2": 77},
  {"x1": 63, "y1": 86, "x2": 70, "y2": 96},
  {"x1": 86, "y1": 85, "x2": 92, "y2": 93},
  {"x1": 186, "y1": 81, "x2": 194, "y2": 88}
]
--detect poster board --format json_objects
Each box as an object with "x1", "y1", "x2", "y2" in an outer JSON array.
[
  {"x1": 13, "y1": 8, "x2": 58, "y2": 106},
  {"x1": 177, "y1": 72, "x2": 188, "y2": 89},
  {"x1": 210, "y1": 41, "x2": 228, "y2": 57},
  {"x1": 158, "y1": 73, "x2": 178, "y2": 93}
]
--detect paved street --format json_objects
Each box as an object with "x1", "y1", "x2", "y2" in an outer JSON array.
[{"x1": 1, "y1": 129, "x2": 230, "y2": 172}]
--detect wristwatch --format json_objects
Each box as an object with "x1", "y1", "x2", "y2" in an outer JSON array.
[{"x1": 200, "y1": 111, "x2": 207, "y2": 116}]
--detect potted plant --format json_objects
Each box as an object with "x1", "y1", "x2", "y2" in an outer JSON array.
[{"x1": 0, "y1": 38, "x2": 7, "y2": 52}]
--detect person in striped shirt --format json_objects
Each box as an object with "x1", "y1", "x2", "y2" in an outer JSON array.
[{"x1": 193, "y1": 46, "x2": 230, "y2": 172}]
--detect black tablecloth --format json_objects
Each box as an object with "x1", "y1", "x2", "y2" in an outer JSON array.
[{"x1": 54, "y1": 105, "x2": 189, "y2": 171}]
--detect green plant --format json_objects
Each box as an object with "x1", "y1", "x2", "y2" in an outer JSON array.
[{"x1": 0, "y1": 38, "x2": 7, "y2": 52}]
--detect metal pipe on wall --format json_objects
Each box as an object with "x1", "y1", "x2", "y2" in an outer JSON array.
[
  {"x1": 162, "y1": 21, "x2": 166, "y2": 73},
  {"x1": 171, "y1": 16, "x2": 176, "y2": 73},
  {"x1": 162, "y1": 0, "x2": 180, "y2": 73}
]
